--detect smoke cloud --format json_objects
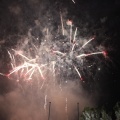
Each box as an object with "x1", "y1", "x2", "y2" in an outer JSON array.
[{"x1": 0, "y1": 77, "x2": 93, "y2": 120}]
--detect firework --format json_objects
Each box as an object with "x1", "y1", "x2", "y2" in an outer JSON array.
[
  {"x1": 0, "y1": 20, "x2": 106, "y2": 83},
  {"x1": 0, "y1": 14, "x2": 106, "y2": 119},
  {"x1": 72, "y1": 0, "x2": 76, "y2": 4}
]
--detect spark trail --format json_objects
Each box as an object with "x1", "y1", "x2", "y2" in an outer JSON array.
[{"x1": 72, "y1": 0, "x2": 75, "y2": 4}]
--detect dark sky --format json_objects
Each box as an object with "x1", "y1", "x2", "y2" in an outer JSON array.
[{"x1": 0, "y1": 0, "x2": 120, "y2": 116}]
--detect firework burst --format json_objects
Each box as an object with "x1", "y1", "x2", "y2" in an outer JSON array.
[
  {"x1": 0, "y1": 15, "x2": 107, "y2": 119},
  {"x1": 0, "y1": 18, "x2": 106, "y2": 84}
]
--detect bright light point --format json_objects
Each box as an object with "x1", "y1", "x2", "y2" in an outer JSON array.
[
  {"x1": 88, "y1": 65, "x2": 93, "y2": 68},
  {"x1": 98, "y1": 68, "x2": 101, "y2": 71},
  {"x1": 82, "y1": 81, "x2": 85, "y2": 83},
  {"x1": 6, "y1": 74, "x2": 9, "y2": 77},
  {"x1": 66, "y1": 20, "x2": 72, "y2": 26},
  {"x1": 72, "y1": 0, "x2": 75, "y2": 4},
  {"x1": 103, "y1": 51, "x2": 107, "y2": 57},
  {"x1": 0, "y1": 73, "x2": 5, "y2": 76},
  {"x1": 14, "y1": 50, "x2": 23, "y2": 55},
  {"x1": 80, "y1": 77, "x2": 83, "y2": 81},
  {"x1": 17, "y1": 80, "x2": 19, "y2": 82},
  {"x1": 91, "y1": 37, "x2": 95, "y2": 40}
]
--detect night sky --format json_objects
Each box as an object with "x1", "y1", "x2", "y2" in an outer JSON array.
[{"x1": 0, "y1": 0, "x2": 120, "y2": 119}]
